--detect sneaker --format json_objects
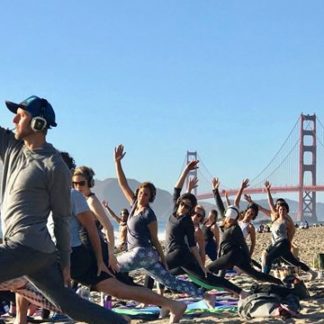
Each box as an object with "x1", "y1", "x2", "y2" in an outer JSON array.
[{"x1": 309, "y1": 269, "x2": 318, "y2": 281}]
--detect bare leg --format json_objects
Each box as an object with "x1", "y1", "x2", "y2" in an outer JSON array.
[
  {"x1": 95, "y1": 278, "x2": 186, "y2": 323},
  {"x1": 14, "y1": 295, "x2": 29, "y2": 324}
]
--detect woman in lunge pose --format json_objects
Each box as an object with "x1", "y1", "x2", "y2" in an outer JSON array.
[
  {"x1": 261, "y1": 181, "x2": 316, "y2": 280},
  {"x1": 114, "y1": 145, "x2": 217, "y2": 306},
  {"x1": 153, "y1": 161, "x2": 248, "y2": 298},
  {"x1": 71, "y1": 159, "x2": 187, "y2": 323},
  {"x1": 207, "y1": 178, "x2": 283, "y2": 286}
]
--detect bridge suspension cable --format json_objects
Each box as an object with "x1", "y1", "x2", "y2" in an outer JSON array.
[{"x1": 250, "y1": 116, "x2": 300, "y2": 187}]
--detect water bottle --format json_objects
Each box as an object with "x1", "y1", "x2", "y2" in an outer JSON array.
[{"x1": 104, "y1": 295, "x2": 112, "y2": 309}]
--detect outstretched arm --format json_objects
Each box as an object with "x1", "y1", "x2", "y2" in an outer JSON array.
[
  {"x1": 244, "y1": 194, "x2": 271, "y2": 217},
  {"x1": 264, "y1": 181, "x2": 276, "y2": 214},
  {"x1": 212, "y1": 177, "x2": 225, "y2": 218},
  {"x1": 224, "y1": 190, "x2": 231, "y2": 208},
  {"x1": 175, "y1": 160, "x2": 199, "y2": 190},
  {"x1": 102, "y1": 200, "x2": 122, "y2": 224},
  {"x1": 114, "y1": 145, "x2": 135, "y2": 204},
  {"x1": 187, "y1": 176, "x2": 198, "y2": 193},
  {"x1": 234, "y1": 178, "x2": 249, "y2": 208}
]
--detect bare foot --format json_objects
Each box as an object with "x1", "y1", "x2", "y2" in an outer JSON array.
[
  {"x1": 169, "y1": 301, "x2": 186, "y2": 323},
  {"x1": 204, "y1": 292, "x2": 216, "y2": 309}
]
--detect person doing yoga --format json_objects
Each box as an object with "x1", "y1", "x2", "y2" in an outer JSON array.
[{"x1": 207, "y1": 178, "x2": 283, "y2": 286}]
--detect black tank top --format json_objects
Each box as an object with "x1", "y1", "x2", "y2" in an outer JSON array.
[{"x1": 201, "y1": 224, "x2": 214, "y2": 242}]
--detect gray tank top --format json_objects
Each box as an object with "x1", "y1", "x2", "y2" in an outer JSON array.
[{"x1": 271, "y1": 219, "x2": 288, "y2": 244}]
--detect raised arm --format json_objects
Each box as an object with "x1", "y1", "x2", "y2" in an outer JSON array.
[
  {"x1": 102, "y1": 200, "x2": 122, "y2": 224},
  {"x1": 244, "y1": 194, "x2": 271, "y2": 217},
  {"x1": 234, "y1": 178, "x2": 249, "y2": 208},
  {"x1": 224, "y1": 190, "x2": 231, "y2": 208},
  {"x1": 212, "y1": 177, "x2": 225, "y2": 218},
  {"x1": 114, "y1": 145, "x2": 135, "y2": 204},
  {"x1": 264, "y1": 181, "x2": 276, "y2": 215},
  {"x1": 175, "y1": 160, "x2": 199, "y2": 190},
  {"x1": 187, "y1": 176, "x2": 199, "y2": 193}
]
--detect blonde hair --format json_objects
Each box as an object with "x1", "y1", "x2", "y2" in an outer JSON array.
[{"x1": 73, "y1": 166, "x2": 95, "y2": 187}]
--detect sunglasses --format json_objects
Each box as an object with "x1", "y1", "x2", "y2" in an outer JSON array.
[
  {"x1": 180, "y1": 201, "x2": 192, "y2": 210},
  {"x1": 72, "y1": 181, "x2": 86, "y2": 186}
]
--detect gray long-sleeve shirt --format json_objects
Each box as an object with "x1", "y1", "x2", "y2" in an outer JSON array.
[{"x1": 0, "y1": 126, "x2": 71, "y2": 268}]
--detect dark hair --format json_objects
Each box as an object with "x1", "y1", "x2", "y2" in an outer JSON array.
[
  {"x1": 135, "y1": 182, "x2": 157, "y2": 203},
  {"x1": 60, "y1": 151, "x2": 76, "y2": 170},
  {"x1": 204, "y1": 209, "x2": 218, "y2": 225},
  {"x1": 275, "y1": 198, "x2": 286, "y2": 205},
  {"x1": 175, "y1": 193, "x2": 197, "y2": 216},
  {"x1": 277, "y1": 201, "x2": 289, "y2": 213},
  {"x1": 120, "y1": 208, "x2": 129, "y2": 215},
  {"x1": 246, "y1": 203, "x2": 259, "y2": 220}
]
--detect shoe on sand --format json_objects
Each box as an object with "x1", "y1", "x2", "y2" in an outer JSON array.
[{"x1": 308, "y1": 269, "x2": 318, "y2": 281}]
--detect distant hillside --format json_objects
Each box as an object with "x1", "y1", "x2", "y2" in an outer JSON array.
[{"x1": 93, "y1": 178, "x2": 324, "y2": 227}]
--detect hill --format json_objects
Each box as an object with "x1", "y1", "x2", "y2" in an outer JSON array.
[{"x1": 93, "y1": 178, "x2": 324, "y2": 228}]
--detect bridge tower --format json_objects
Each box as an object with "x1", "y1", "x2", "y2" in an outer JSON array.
[
  {"x1": 298, "y1": 114, "x2": 317, "y2": 222},
  {"x1": 186, "y1": 151, "x2": 198, "y2": 196}
]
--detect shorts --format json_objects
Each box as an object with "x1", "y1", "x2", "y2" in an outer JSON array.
[{"x1": 70, "y1": 244, "x2": 112, "y2": 288}]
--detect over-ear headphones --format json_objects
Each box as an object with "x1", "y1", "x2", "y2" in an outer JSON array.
[
  {"x1": 73, "y1": 166, "x2": 95, "y2": 188},
  {"x1": 84, "y1": 168, "x2": 95, "y2": 187},
  {"x1": 30, "y1": 99, "x2": 48, "y2": 132},
  {"x1": 135, "y1": 182, "x2": 156, "y2": 203}
]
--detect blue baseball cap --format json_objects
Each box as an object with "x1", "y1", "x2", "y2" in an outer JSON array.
[{"x1": 5, "y1": 95, "x2": 57, "y2": 127}]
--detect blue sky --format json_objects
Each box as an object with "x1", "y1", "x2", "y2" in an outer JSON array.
[{"x1": 1, "y1": 1, "x2": 324, "y2": 201}]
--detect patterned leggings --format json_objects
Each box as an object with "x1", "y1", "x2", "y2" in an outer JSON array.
[
  {"x1": 0, "y1": 277, "x2": 60, "y2": 312},
  {"x1": 117, "y1": 247, "x2": 204, "y2": 298}
]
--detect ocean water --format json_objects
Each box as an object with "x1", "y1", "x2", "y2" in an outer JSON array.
[{"x1": 113, "y1": 225, "x2": 166, "y2": 245}]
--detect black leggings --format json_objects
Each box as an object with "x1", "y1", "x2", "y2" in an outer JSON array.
[
  {"x1": 263, "y1": 239, "x2": 310, "y2": 274},
  {"x1": 146, "y1": 248, "x2": 242, "y2": 295},
  {"x1": 207, "y1": 248, "x2": 282, "y2": 286}
]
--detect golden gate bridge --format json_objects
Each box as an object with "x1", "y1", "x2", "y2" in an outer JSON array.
[{"x1": 185, "y1": 114, "x2": 324, "y2": 222}]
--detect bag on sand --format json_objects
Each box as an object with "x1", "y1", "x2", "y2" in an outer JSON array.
[{"x1": 238, "y1": 292, "x2": 300, "y2": 320}]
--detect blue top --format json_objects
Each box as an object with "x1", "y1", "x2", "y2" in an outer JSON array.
[{"x1": 127, "y1": 202, "x2": 157, "y2": 250}]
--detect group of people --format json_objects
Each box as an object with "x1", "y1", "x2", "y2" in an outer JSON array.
[{"x1": 0, "y1": 95, "x2": 317, "y2": 324}]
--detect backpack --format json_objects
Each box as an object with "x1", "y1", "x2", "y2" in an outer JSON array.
[
  {"x1": 238, "y1": 293, "x2": 281, "y2": 319},
  {"x1": 238, "y1": 292, "x2": 301, "y2": 320}
]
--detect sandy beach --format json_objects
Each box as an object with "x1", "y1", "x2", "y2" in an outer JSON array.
[
  {"x1": 2, "y1": 227, "x2": 324, "y2": 324},
  {"x1": 128, "y1": 226, "x2": 324, "y2": 324}
]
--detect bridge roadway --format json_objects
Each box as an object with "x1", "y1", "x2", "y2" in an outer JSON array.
[{"x1": 197, "y1": 185, "x2": 324, "y2": 200}]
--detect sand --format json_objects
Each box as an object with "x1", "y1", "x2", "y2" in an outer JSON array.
[
  {"x1": 128, "y1": 226, "x2": 324, "y2": 324},
  {"x1": 2, "y1": 227, "x2": 324, "y2": 323}
]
